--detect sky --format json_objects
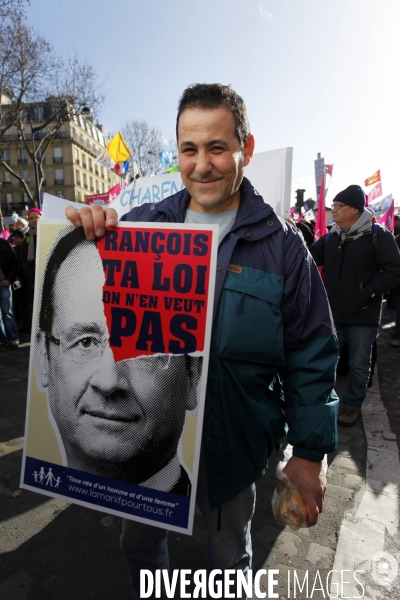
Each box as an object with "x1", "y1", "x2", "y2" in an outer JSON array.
[{"x1": 25, "y1": 0, "x2": 400, "y2": 208}]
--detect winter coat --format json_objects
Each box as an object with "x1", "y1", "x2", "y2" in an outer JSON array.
[
  {"x1": 310, "y1": 220, "x2": 400, "y2": 326},
  {"x1": 19, "y1": 230, "x2": 37, "y2": 286},
  {"x1": 121, "y1": 178, "x2": 339, "y2": 508},
  {"x1": 0, "y1": 238, "x2": 19, "y2": 283}
]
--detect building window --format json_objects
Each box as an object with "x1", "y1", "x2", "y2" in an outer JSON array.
[
  {"x1": 76, "y1": 169, "x2": 81, "y2": 185},
  {"x1": 107, "y1": 171, "x2": 111, "y2": 182},
  {"x1": 74, "y1": 148, "x2": 80, "y2": 164},
  {"x1": 83, "y1": 173, "x2": 87, "y2": 189},
  {"x1": 18, "y1": 149, "x2": 27, "y2": 165},
  {"x1": 101, "y1": 182, "x2": 105, "y2": 193},
  {"x1": 54, "y1": 168, "x2": 64, "y2": 185},
  {"x1": 42, "y1": 169, "x2": 46, "y2": 186},
  {"x1": 95, "y1": 164, "x2": 99, "y2": 176},
  {"x1": 2, "y1": 170, "x2": 11, "y2": 184},
  {"x1": 96, "y1": 180, "x2": 100, "y2": 193},
  {"x1": 1, "y1": 150, "x2": 10, "y2": 164},
  {"x1": 56, "y1": 191, "x2": 64, "y2": 198},
  {"x1": 89, "y1": 176, "x2": 94, "y2": 192},
  {"x1": 36, "y1": 148, "x2": 45, "y2": 163},
  {"x1": 20, "y1": 170, "x2": 29, "y2": 182},
  {"x1": 6, "y1": 192, "x2": 12, "y2": 207},
  {"x1": 88, "y1": 157, "x2": 93, "y2": 172},
  {"x1": 33, "y1": 128, "x2": 42, "y2": 141},
  {"x1": 33, "y1": 106, "x2": 44, "y2": 120},
  {"x1": 82, "y1": 154, "x2": 87, "y2": 169},
  {"x1": 53, "y1": 147, "x2": 63, "y2": 163},
  {"x1": 101, "y1": 166, "x2": 104, "y2": 178}
]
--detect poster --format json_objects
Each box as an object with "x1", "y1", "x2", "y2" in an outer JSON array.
[
  {"x1": 110, "y1": 148, "x2": 292, "y2": 218},
  {"x1": 41, "y1": 147, "x2": 293, "y2": 221},
  {"x1": 20, "y1": 220, "x2": 218, "y2": 534}
]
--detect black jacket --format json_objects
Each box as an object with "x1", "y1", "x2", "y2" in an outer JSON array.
[
  {"x1": 19, "y1": 230, "x2": 37, "y2": 285},
  {"x1": 0, "y1": 238, "x2": 19, "y2": 283},
  {"x1": 310, "y1": 225, "x2": 400, "y2": 325}
]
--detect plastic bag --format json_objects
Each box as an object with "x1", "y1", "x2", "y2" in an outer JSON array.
[
  {"x1": 271, "y1": 444, "x2": 328, "y2": 531},
  {"x1": 271, "y1": 468, "x2": 309, "y2": 531}
]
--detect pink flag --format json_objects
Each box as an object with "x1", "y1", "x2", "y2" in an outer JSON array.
[
  {"x1": 86, "y1": 183, "x2": 121, "y2": 206},
  {"x1": 377, "y1": 199, "x2": 395, "y2": 231},
  {"x1": 368, "y1": 182, "x2": 382, "y2": 203},
  {"x1": 325, "y1": 164, "x2": 333, "y2": 176},
  {"x1": 108, "y1": 183, "x2": 121, "y2": 201},
  {"x1": 314, "y1": 174, "x2": 327, "y2": 241}
]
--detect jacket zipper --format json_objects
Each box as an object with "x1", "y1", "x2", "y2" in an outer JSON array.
[{"x1": 337, "y1": 236, "x2": 348, "y2": 278}]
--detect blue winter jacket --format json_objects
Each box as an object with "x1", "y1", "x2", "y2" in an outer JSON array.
[{"x1": 121, "y1": 178, "x2": 339, "y2": 508}]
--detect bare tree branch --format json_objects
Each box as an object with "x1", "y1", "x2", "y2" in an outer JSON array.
[
  {"x1": 0, "y1": 0, "x2": 29, "y2": 20},
  {"x1": 121, "y1": 120, "x2": 169, "y2": 178},
  {"x1": 0, "y1": 11, "x2": 105, "y2": 214}
]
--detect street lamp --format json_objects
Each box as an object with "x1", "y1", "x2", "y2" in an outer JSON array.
[
  {"x1": 81, "y1": 106, "x2": 91, "y2": 118},
  {"x1": 30, "y1": 121, "x2": 41, "y2": 205}
]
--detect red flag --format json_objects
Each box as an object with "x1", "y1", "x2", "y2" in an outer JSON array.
[
  {"x1": 377, "y1": 198, "x2": 395, "y2": 231},
  {"x1": 364, "y1": 169, "x2": 381, "y2": 187},
  {"x1": 365, "y1": 193, "x2": 369, "y2": 207},
  {"x1": 326, "y1": 164, "x2": 333, "y2": 176},
  {"x1": 367, "y1": 182, "x2": 382, "y2": 202},
  {"x1": 314, "y1": 173, "x2": 327, "y2": 241}
]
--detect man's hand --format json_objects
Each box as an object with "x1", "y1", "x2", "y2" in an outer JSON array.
[
  {"x1": 276, "y1": 456, "x2": 326, "y2": 526},
  {"x1": 65, "y1": 205, "x2": 118, "y2": 240}
]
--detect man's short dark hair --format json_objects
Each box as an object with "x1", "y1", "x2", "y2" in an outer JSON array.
[
  {"x1": 176, "y1": 83, "x2": 251, "y2": 146},
  {"x1": 39, "y1": 226, "x2": 90, "y2": 335}
]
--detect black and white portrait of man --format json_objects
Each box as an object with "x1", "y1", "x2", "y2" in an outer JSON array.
[{"x1": 34, "y1": 226, "x2": 203, "y2": 497}]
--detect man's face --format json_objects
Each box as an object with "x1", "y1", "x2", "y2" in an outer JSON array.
[
  {"x1": 28, "y1": 212, "x2": 41, "y2": 229},
  {"x1": 40, "y1": 244, "x2": 197, "y2": 480},
  {"x1": 177, "y1": 106, "x2": 254, "y2": 213},
  {"x1": 331, "y1": 202, "x2": 359, "y2": 230}
]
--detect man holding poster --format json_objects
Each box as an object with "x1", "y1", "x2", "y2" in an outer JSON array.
[
  {"x1": 66, "y1": 83, "x2": 338, "y2": 598},
  {"x1": 34, "y1": 226, "x2": 202, "y2": 495}
]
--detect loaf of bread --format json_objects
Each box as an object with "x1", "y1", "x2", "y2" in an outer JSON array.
[{"x1": 274, "y1": 487, "x2": 308, "y2": 530}]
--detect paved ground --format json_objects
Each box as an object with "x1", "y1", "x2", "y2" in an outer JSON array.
[{"x1": 0, "y1": 305, "x2": 399, "y2": 599}]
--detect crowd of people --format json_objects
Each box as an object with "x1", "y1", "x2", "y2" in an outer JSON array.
[{"x1": 0, "y1": 207, "x2": 41, "y2": 349}]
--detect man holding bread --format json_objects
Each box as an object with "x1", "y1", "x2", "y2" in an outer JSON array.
[{"x1": 66, "y1": 83, "x2": 338, "y2": 599}]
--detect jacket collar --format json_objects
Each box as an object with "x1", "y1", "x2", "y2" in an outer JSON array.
[{"x1": 155, "y1": 176, "x2": 276, "y2": 232}]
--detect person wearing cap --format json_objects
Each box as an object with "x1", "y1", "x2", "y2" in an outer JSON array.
[
  {"x1": 310, "y1": 184, "x2": 400, "y2": 426},
  {"x1": 19, "y1": 207, "x2": 42, "y2": 330}
]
